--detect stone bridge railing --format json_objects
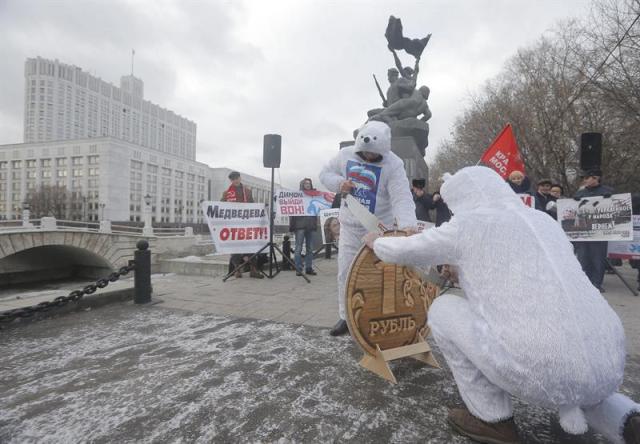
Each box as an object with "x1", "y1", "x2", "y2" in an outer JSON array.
[
  {"x1": 0, "y1": 217, "x2": 193, "y2": 237},
  {"x1": 0, "y1": 217, "x2": 212, "y2": 274}
]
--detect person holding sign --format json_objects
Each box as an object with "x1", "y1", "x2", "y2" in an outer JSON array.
[
  {"x1": 221, "y1": 171, "x2": 263, "y2": 279},
  {"x1": 289, "y1": 178, "x2": 318, "y2": 276},
  {"x1": 574, "y1": 169, "x2": 614, "y2": 292},
  {"x1": 320, "y1": 120, "x2": 417, "y2": 336},
  {"x1": 364, "y1": 166, "x2": 640, "y2": 444}
]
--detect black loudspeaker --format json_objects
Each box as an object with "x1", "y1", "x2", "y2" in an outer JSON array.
[
  {"x1": 263, "y1": 134, "x2": 281, "y2": 168},
  {"x1": 580, "y1": 132, "x2": 602, "y2": 171}
]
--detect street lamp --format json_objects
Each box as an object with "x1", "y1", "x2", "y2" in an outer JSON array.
[
  {"x1": 22, "y1": 201, "x2": 33, "y2": 228},
  {"x1": 142, "y1": 193, "x2": 153, "y2": 236},
  {"x1": 99, "y1": 202, "x2": 106, "y2": 221}
]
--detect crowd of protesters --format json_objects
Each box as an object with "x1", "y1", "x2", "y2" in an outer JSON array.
[
  {"x1": 222, "y1": 167, "x2": 638, "y2": 293},
  {"x1": 502, "y1": 168, "x2": 640, "y2": 293}
]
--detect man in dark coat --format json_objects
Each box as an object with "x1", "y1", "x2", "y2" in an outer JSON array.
[
  {"x1": 573, "y1": 169, "x2": 614, "y2": 292},
  {"x1": 289, "y1": 178, "x2": 318, "y2": 276},
  {"x1": 412, "y1": 178, "x2": 433, "y2": 222},
  {"x1": 432, "y1": 190, "x2": 451, "y2": 227},
  {"x1": 534, "y1": 178, "x2": 553, "y2": 212}
]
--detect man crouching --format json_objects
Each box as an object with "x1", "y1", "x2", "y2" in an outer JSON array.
[{"x1": 364, "y1": 166, "x2": 640, "y2": 444}]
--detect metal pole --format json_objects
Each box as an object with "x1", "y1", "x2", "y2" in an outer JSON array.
[
  {"x1": 605, "y1": 258, "x2": 638, "y2": 297},
  {"x1": 269, "y1": 167, "x2": 275, "y2": 276},
  {"x1": 134, "y1": 239, "x2": 152, "y2": 303}
]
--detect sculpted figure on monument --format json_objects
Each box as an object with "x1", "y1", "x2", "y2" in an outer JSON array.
[
  {"x1": 390, "y1": 46, "x2": 419, "y2": 101},
  {"x1": 360, "y1": 16, "x2": 433, "y2": 156},
  {"x1": 369, "y1": 85, "x2": 431, "y2": 124}
]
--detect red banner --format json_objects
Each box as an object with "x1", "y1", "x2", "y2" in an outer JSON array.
[{"x1": 480, "y1": 124, "x2": 525, "y2": 179}]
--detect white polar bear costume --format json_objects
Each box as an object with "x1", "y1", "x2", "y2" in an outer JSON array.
[
  {"x1": 373, "y1": 166, "x2": 639, "y2": 443},
  {"x1": 319, "y1": 121, "x2": 416, "y2": 321}
]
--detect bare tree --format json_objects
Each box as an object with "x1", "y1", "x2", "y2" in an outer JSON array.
[
  {"x1": 430, "y1": 1, "x2": 640, "y2": 195},
  {"x1": 26, "y1": 185, "x2": 86, "y2": 220}
]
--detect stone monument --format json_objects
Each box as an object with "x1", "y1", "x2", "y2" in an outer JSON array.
[{"x1": 343, "y1": 16, "x2": 432, "y2": 186}]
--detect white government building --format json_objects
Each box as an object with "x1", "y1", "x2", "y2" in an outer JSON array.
[{"x1": 0, "y1": 56, "x2": 275, "y2": 222}]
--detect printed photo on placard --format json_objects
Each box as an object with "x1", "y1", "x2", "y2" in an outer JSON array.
[
  {"x1": 319, "y1": 208, "x2": 341, "y2": 245},
  {"x1": 556, "y1": 193, "x2": 633, "y2": 241}
]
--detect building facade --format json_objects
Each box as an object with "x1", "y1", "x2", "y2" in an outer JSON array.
[
  {"x1": 24, "y1": 57, "x2": 197, "y2": 161},
  {"x1": 0, "y1": 57, "x2": 277, "y2": 223},
  {"x1": 0, "y1": 138, "x2": 277, "y2": 223}
]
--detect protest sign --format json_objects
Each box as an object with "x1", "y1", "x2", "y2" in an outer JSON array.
[
  {"x1": 275, "y1": 189, "x2": 336, "y2": 217},
  {"x1": 319, "y1": 208, "x2": 340, "y2": 244},
  {"x1": 608, "y1": 215, "x2": 640, "y2": 260},
  {"x1": 556, "y1": 193, "x2": 633, "y2": 241},
  {"x1": 202, "y1": 201, "x2": 270, "y2": 255},
  {"x1": 519, "y1": 194, "x2": 534, "y2": 207}
]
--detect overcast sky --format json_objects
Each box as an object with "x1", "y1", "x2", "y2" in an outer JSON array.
[{"x1": 0, "y1": 0, "x2": 593, "y2": 189}]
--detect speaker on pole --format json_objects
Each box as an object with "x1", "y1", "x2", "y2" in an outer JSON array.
[
  {"x1": 580, "y1": 132, "x2": 602, "y2": 171},
  {"x1": 263, "y1": 134, "x2": 281, "y2": 168}
]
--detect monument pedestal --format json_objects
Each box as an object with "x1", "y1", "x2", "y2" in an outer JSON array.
[{"x1": 391, "y1": 136, "x2": 429, "y2": 186}]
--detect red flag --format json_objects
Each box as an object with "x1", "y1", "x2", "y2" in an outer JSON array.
[{"x1": 480, "y1": 124, "x2": 526, "y2": 179}]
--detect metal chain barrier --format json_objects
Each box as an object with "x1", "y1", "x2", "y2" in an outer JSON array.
[{"x1": 0, "y1": 263, "x2": 136, "y2": 325}]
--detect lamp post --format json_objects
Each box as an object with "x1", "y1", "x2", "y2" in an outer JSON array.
[
  {"x1": 142, "y1": 193, "x2": 154, "y2": 236},
  {"x1": 99, "y1": 202, "x2": 106, "y2": 221},
  {"x1": 22, "y1": 201, "x2": 33, "y2": 228}
]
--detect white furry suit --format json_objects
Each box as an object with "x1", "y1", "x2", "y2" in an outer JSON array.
[
  {"x1": 373, "y1": 166, "x2": 639, "y2": 443},
  {"x1": 319, "y1": 121, "x2": 417, "y2": 320}
]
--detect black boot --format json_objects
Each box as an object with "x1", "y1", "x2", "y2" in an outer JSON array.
[
  {"x1": 329, "y1": 319, "x2": 349, "y2": 336},
  {"x1": 623, "y1": 413, "x2": 640, "y2": 444}
]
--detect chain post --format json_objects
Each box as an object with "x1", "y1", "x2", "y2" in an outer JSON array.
[{"x1": 133, "y1": 239, "x2": 151, "y2": 304}]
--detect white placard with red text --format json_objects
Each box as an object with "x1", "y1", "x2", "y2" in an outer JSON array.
[{"x1": 202, "y1": 201, "x2": 270, "y2": 255}]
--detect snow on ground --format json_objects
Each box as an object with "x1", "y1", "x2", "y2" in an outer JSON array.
[{"x1": 2, "y1": 303, "x2": 634, "y2": 443}]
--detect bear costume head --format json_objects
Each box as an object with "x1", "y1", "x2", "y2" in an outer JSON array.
[
  {"x1": 354, "y1": 121, "x2": 392, "y2": 157},
  {"x1": 441, "y1": 166, "x2": 522, "y2": 214}
]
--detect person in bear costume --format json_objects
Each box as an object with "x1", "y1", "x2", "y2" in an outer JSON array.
[
  {"x1": 365, "y1": 166, "x2": 640, "y2": 444},
  {"x1": 320, "y1": 120, "x2": 417, "y2": 336}
]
